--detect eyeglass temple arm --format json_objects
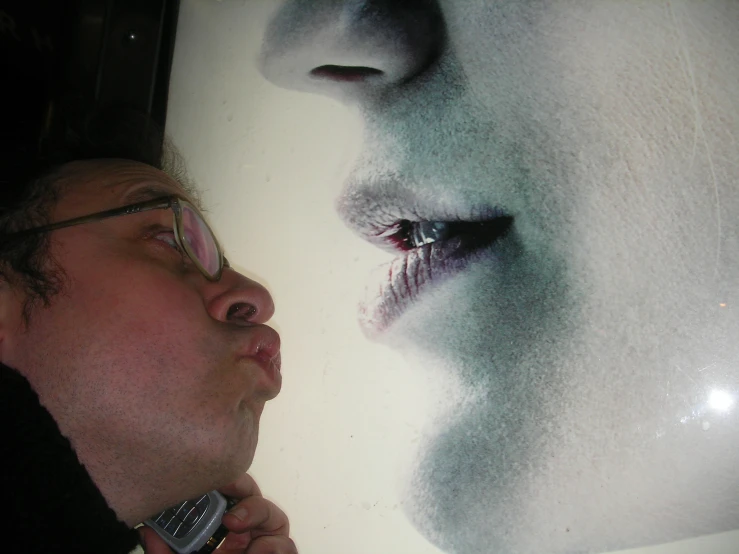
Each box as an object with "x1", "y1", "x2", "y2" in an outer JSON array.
[{"x1": 7, "y1": 198, "x2": 174, "y2": 238}]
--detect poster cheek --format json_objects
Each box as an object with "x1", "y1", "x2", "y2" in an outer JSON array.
[{"x1": 168, "y1": 1, "x2": 739, "y2": 554}]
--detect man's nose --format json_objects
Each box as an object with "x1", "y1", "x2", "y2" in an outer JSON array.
[
  {"x1": 258, "y1": 0, "x2": 445, "y2": 104},
  {"x1": 206, "y1": 268, "x2": 275, "y2": 325}
]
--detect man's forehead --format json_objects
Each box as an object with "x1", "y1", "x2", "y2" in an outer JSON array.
[{"x1": 57, "y1": 159, "x2": 199, "y2": 211}]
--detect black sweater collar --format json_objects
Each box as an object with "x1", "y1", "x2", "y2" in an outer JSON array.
[{"x1": 1, "y1": 363, "x2": 141, "y2": 553}]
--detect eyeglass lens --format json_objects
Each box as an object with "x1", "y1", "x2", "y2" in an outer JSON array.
[{"x1": 181, "y1": 203, "x2": 221, "y2": 277}]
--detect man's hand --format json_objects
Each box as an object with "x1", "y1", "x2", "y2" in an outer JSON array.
[{"x1": 139, "y1": 474, "x2": 297, "y2": 554}]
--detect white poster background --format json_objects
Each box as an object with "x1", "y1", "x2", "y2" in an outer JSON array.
[{"x1": 165, "y1": 1, "x2": 739, "y2": 553}]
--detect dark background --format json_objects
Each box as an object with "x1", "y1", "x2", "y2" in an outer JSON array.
[{"x1": 1, "y1": 0, "x2": 180, "y2": 200}]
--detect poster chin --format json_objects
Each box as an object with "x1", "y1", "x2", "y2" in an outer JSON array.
[{"x1": 167, "y1": 1, "x2": 739, "y2": 553}]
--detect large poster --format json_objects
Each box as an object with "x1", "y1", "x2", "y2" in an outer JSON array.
[{"x1": 166, "y1": 2, "x2": 739, "y2": 553}]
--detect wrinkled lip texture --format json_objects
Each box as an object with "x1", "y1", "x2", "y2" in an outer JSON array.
[
  {"x1": 358, "y1": 221, "x2": 512, "y2": 338},
  {"x1": 336, "y1": 187, "x2": 513, "y2": 338}
]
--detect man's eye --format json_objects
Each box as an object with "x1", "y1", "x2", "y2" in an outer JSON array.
[{"x1": 155, "y1": 231, "x2": 183, "y2": 253}]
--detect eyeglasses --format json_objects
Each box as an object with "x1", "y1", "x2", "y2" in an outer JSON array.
[{"x1": 4, "y1": 196, "x2": 226, "y2": 281}]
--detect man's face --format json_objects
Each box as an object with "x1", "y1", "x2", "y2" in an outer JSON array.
[
  {"x1": 0, "y1": 159, "x2": 281, "y2": 524},
  {"x1": 260, "y1": 1, "x2": 739, "y2": 553}
]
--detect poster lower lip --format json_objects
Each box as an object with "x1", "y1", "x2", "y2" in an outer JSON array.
[{"x1": 359, "y1": 231, "x2": 509, "y2": 337}]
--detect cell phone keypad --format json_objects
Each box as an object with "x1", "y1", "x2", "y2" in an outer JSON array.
[{"x1": 154, "y1": 494, "x2": 211, "y2": 538}]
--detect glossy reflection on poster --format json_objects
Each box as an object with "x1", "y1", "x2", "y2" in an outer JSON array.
[{"x1": 167, "y1": 2, "x2": 739, "y2": 553}]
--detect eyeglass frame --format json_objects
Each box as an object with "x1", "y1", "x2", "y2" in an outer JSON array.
[{"x1": 2, "y1": 195, "x2": 227, "y2": 281}]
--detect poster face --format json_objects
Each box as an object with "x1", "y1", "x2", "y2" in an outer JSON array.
[{"x1": 167, "y1": 2, "x2": 739, "y2": 553}]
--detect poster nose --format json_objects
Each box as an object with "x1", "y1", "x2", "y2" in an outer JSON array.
[{"x1": 258, "y1": 0, "x2": 445, "y2": 104}]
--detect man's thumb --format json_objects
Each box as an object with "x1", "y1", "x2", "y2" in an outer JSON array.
[{"x1": 138, "y1": 526, "x2": 174, "y2": 554}]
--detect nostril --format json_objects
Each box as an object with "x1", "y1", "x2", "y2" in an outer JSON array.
[
  {"x1": 227, "y1": 302, "x2": 257, "y2": 322},
  {"x1": 311, "y1": 65, "x2": 384, "y2": 82}
]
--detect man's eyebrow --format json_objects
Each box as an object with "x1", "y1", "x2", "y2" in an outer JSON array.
[{"x1": 120, "y1": 183, "x2": 187, "y2": 205}]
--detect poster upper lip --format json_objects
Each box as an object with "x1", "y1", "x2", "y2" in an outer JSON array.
[
  {"x1": 336, "y1": 180, "x2": 514, "y2": 337},
  {"x1": 336, "y1": 179, "x2": 510, "y2": 247}
]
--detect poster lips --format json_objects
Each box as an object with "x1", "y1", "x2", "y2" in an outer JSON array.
[
  {"x1": 358, "y1": 217, "x2": 513, "y2": 337},
  {"x1": 336, "y1": 180, "x2": 513, "y2": 337}
]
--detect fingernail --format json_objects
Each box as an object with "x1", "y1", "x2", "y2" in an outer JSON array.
[{"x1": 228, "y1": 506, "x2": 248, "y2": 521}]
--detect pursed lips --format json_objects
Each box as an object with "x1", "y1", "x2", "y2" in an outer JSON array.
[
  {"x1": 335, "y1": 181, "x2": 514, "y2": 338},
  {"x1": 238, "y1": 326, "x2": 282, "y2": 393}
]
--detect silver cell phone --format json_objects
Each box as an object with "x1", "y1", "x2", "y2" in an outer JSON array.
[{"x1": 143, "y1": 490, "x2": 239, "y2": 554}]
